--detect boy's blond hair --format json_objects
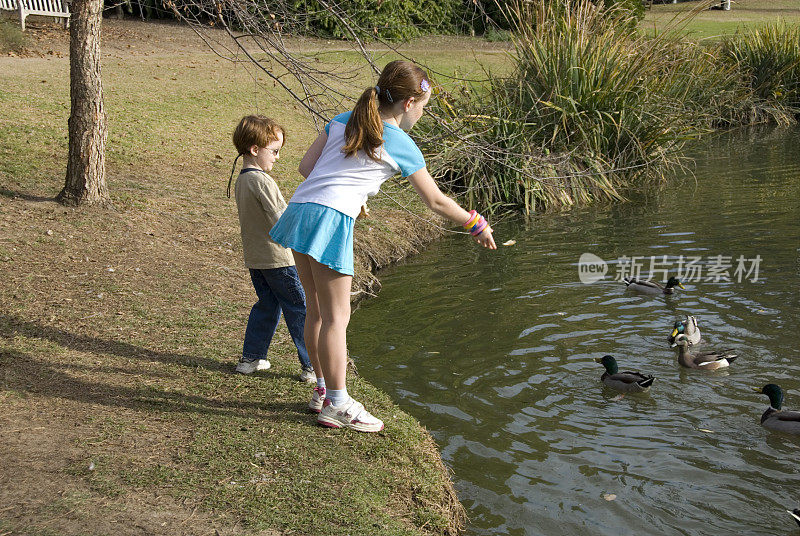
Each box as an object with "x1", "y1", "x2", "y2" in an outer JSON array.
[{"x1": 233, "y1": 115, "x2": 286, "y2": 155}]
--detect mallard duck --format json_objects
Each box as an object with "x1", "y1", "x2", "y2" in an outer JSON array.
[
  {"x1": 623, "y1": 275, "x2": 685, "y2": 294},
  {"x1": 788, "y1": 508, "x2": 800, "y2": 527},
  {"x1": 672, "y1": 334, "x2": 737, "y2": 370},
  {"x1": 668, "y1": 315, "x2": 701, "y2": 347},
  {"x1": 753, "y1": 384, "x2": 800, "y2": 435},
  {"x1": 594, "y1": 355, "x2": 654, "y2": 393}
]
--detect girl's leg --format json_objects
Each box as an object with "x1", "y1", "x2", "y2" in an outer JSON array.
[
  {"x1": 291, "y1": 251, "x2": 322, "y2": 377},
  {"x1": 307, "y1": 256, "x2": 384, "y2": 432},
  {"x1": 307, "y1": 257, "x2": 352, "y2": 392}
]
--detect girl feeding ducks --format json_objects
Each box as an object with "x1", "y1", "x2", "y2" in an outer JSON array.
[{"x1": 270, "y1": 60, "x2": 497, "y2": 432}]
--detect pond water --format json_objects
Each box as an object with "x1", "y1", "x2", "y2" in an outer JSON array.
[{"x1": 349, "y1": 127, "x2": 800, "y2": 536}]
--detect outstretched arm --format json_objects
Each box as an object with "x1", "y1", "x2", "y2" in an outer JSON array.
[{"x1": 407, "y1": 167, "x2": 496, "y2": 250}]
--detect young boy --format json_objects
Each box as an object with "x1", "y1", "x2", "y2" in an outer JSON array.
[{"x1": 232, "y1": 115, "x2": 314, "y2": 383}]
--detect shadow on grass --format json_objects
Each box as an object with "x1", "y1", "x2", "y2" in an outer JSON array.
[
  {"x1": 0, "y1": 187, "x2": 56, "y2": 203},
  {"x1": 0, "y1": 346, "x2": 313, "y2": 424},
  {"x1": 0, "y1": 314, "x2": 230, "y2": 373}
]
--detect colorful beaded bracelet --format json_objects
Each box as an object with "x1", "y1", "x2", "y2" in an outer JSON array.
[
  {"x1": 462, "y1": 210, "x2": 480, "y2": 230},
  {"x1": 471, "y1": 219, "x2": 488, "y2": 236},
  {"x1": 462, "y1": 210, "x2": 489, "y2": 236}
]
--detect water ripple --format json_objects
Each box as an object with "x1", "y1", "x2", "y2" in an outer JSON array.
[{"x1": 351, "y1": 127, "x2": 800, "y2": 536}]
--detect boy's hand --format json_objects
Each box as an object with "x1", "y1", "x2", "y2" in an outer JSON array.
[{"x1": 473, "y1": 226, "x2": 497, "y2": 249}]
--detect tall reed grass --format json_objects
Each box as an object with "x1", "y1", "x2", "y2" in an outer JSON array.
[
  {"x1": 722, "y1": 21, "x2": 800, "y2": 118},
  {"x1": 422, "y1": 0, "x2": 792, "y2": 215}
]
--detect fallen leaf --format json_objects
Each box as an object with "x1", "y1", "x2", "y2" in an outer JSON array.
[
  {"x1": 603, "y1": 494, "x2": 616, "y2": 501},
  {"x1": 502, "y1": 239, "x2": 516, "y2": 246},
  {"x1": 699, "y1": 428, "x2": 714, "y2": 433}
]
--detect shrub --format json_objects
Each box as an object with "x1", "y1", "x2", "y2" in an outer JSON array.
[
  {"x1": 421, "y1": 0, "x2": 756, "y2": 214},
  {"x1": 285, "y1": 0, "x2": 464, "y2": 39},
  {"x1": 0, "y1": 19, "x2": 27, "y2": 54},
  {"x1": 483, "y1": 27, "x2": 512, "y2": 42},
  {"x1": 722, "y1": 21, "x2": 800, "y2": 114}
]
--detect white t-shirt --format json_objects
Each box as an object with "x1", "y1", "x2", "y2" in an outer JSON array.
[{"x1": 289, "y1": 111, "x2": 427, "y2": 219}]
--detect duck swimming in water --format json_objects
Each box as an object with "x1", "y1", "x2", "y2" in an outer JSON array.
[
  {"x1": 672, "y1": 334, "x2": 737, "y2": 370},
  {"x1": 594, "y1": 355, "x2": 654, "y2": 393},
  {"x1": 668, "y1": 315, "x2": 701, "y2": 347},
  {"x1": 753, "y1": 384, "x2": 800, "y2": 435},
  {"x1": 623, "y1": 276, "x2": 685, "y2": 295}
]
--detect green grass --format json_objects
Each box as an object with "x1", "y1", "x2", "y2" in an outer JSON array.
[
  {"x1": 1, "y1": 311, "x2": 462, "y2": 534},
  {"x1": 0, "y1": 40, "x2": 510, "y2": 201},
  {"x1": 642, "y1": 0, "x2": 800, "y2": 41}
]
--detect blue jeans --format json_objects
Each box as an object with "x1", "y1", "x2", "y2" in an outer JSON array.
[{"x1": 242, "y1": 266, "x2": 310, "y2": 369}]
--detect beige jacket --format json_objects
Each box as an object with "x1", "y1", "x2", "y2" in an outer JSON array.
[{"x1": 234, "y1": 168, "x2": 295, "y2": 269}]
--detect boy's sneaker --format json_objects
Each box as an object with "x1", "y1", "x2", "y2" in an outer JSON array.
[
  {"x1": 235, "y1": 358, "x2": 270, "y2": 374},
  {"x1": 299, "y1": 366, "x2": 316, "y2": 384},
  {"x1": 308, "y1": 387, "x2": 326, "y2": 413},
  {"x1": 317, "y1": 398, "x2": 384, "y2": 432}
]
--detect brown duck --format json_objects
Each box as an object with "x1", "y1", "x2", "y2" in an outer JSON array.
[{"x1": 672, "y1": 334, "x2": 737, "y2": 370}]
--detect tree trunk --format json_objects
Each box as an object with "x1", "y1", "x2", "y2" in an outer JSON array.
[{"x1": 58, "y1": 0, "x2": 110, "y2": 207}]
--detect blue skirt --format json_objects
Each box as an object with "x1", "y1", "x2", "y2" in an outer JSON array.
[{"x1": 270, "y1": 202, "x2": 355, "y2": 276}]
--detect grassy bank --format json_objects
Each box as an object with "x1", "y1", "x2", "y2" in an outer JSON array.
[{"x1": 0, "y1": 21, "x2": 513, "y2": 535}]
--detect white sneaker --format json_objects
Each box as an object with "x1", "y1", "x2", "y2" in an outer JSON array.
[
  {"x1": 299, "y1": 366, "x2": 316, "y2": 383},
  {"x1": 308, "y1": 387, "x2": 326, "y2": 413},
  {"x1": 235, "y1": 358, "x2": 270, "y2": 374},
  {"x1": 317, "y1": 398, "x2": 384, "y2": 432}
]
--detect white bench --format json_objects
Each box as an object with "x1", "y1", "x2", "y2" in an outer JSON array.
[{"x1": 0, "y1": 0, "x2": 70, "y2": 31}]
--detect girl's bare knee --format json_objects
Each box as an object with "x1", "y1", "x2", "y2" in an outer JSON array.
[
  {"x1": 321, "y1": 313, "x2": 349, "y2": 332},
  {"x1": 306, "y1": 309, "x2": 322, "y2": 327}
]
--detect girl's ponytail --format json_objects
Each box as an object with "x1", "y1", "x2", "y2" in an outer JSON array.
[
  {"x1": 343, "y1": 60, "x2": 430, "y2": 162},
  {"x1": 343, "y1": 86, "x2": 384, "y2": 161}
]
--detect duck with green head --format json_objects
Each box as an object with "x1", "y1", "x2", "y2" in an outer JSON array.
[
  {"x1": 668, "y1": 315, "x2": 701, "y2": 347},
  {"x1": 672, "y1": 334, "x2": 736, "y2": 370},
  {"x1": 594, "y1": 355, "x2": 654, "y2": 393},
  {"x1": 753, "y1": 384, "x2": 800, "y2": 435},
  {"x1": 623, "y1": 276, "x2": 685, "y2": 295}
]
